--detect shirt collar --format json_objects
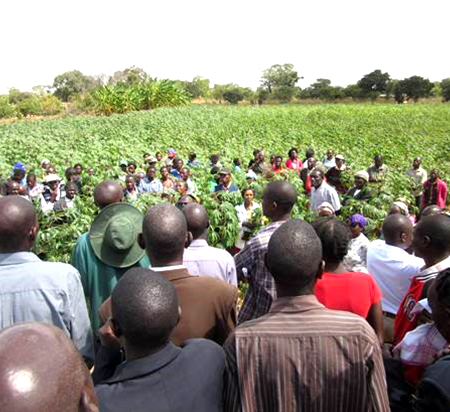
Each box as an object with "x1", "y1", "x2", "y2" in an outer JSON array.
[
  {"x1": 418, "y1": 255, "x2": 450, "y2": 277},
  {"x1": 0, "y1": 252, "x2": 40, "y2": 266},
  {"x1": 269, "y1": 294, "x2": 325, "y2": 313},
  {"x1": 151, "y1": 264, "x2": 186, "y2": 272},
  {"x1": 188, "y1": 239, "x2": 208, "y2": 248}
]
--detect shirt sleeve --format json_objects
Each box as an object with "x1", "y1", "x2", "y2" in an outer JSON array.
[
  {"x1": 223, "y1": 334, "x2": 242, "y2": 412},
  {"x1": 366, "y1": 336, "x2": 390, "y2": 412},
  {"x1": 370, "y1": 277, "x2": 383, "y2": 305},
  {"x1": 234, "y1": 238, "x2": 255, "y2": 282},
  {"x1": 228, "y1": 256, "x2": 238, "y2": 287},
  {"x1": 330, "y1": 187, "x2": 341, "y2": 211}
]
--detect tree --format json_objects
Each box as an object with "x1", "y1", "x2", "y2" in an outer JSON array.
[
  {"x1": 300, "y1": 79, "x2": 344, "y2": 100},
  {"x1": 357, "y1": 70, "x2": 390, "y2": 98},
  {"x1": 182, "y1": 76, "x2": 210, "y2": 99},
  {"x1": 223, "y1": 88, "x2": 244, "y2": 105},
  {"x1": 53, "y1": 70, "x2": 96, "y2": 102},
  {"x1": 441, "y1": 78, "x2": 450, "y2": 102},
  {"x1": 343, "y1": 84, "x2": 364, "y2": 99},
  {"x1": 400, "y1": 76, "x2": 433, "y2": 102},
  {"x1": 260, "y1": 63, "x2": 300, "y2": 102},
  {"x1": 109, "y1": 66, "x2": 150, "y2": 86}
]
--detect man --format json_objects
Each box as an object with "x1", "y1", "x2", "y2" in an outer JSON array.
[
  {"x1": 53, "y1": 181, "x2": 78, "y2": 211},
  {"x1": 40, "y1": 173, "x2": 65, "y2": 213},
  {"x1": 310, "y1": 168, "x2": 341, "y2": 213},
  {"x1": 325, "y1": 154, "x2": 346, "y2": 193},
  {"x1": 394, "y1": 214, "x2": 450, "y2": 345},
  {"x1": 163, "y1": 148, "x2": 176, "y2": 167},
  {"x1": 0, "y1": 323, "x2": 98, "y2": 412},
  {"x1": 215, "y1": 168, "x2": 239, "y2": 192},
  {"x1": 5, "y1": 180, "x2": 20, "y2": 196},
  {"x1": 367, "y1": 154, "x2": 388, "y2": 182},
  {"x1": 422, "y1": 169, "x2": 447, "y2": 210},
  {"x1": 224, "y1": 220, "x2": 389, "y2": 412},
  {"x1": 171, "y1": 158, "x2": 184, "y2": 179},
  {"x1": 345, "y1": 170, "x2": 371, "y2": 201},
  {"x1": 95, "y1": 269, "x2": 225, "y2": 412},
  {"x1": 367, "y1": 214, "x2": 424, "y2": 342},
  {"x1": 71, "y1": 180, "x2": 150, "y2": 331},
  {"x1": 322, "y1": 148, "x2": 336, "y2": 170},
  {"x1": 0, "y1": 197, "x2": 93, "y2": 361},
  {"x1": 182, "y1": 204, "x2": 237, "y2": 286},
  {"x1": 138, "y1": 166, "x2": 163, "y2": 193},
  {"x1": 406, "y1": 157, "x2": 428, "y2": 208},
  {"x1": 180, "y1": 167, "x2": 197, "y2": 194},
  {"x1": 248, "y1": 149, "x2": 266, "y2": 174},
  {"x1": 236, "y1": 181, "x2": 297, "y2": 323}
]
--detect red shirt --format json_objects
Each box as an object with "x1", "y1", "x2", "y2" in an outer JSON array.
[
  {"x1": 315, "y1": 272, "x2": 382, "y2": 318},
  {"x1": 285, "y1": 158, "x2": 303, "y2": 171}
]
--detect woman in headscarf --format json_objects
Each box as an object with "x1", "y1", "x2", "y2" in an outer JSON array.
[{"x1": 343, "y1": 213, "x2": 370, "y2": 273}]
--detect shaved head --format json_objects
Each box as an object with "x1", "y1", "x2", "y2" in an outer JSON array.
[
  {"x1": 93, "y1": 180, "x2": 123, "y2": 209},
  {"x1": 182, "y1": 203, "x2": 208, "y2": 239},
  {"x1": 142, "y1": 204, "x2": 187, "y2": 265},
  {"x1": 0, "y1": 323, "x2": 98, "y2": 412},
  {"x1": 413, "y1": 214, "x2": 450, "y2": 259},
  {"x1": 0, "y1": 196, "x2": 37, "y2": 253},
  {"x1": 382, "y1": 214, "x2": 413, "y2": 248},
  {"x1": 262, "y1": 181, "x2": 297, "y2": 219}
]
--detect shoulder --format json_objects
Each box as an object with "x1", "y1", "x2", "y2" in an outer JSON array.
[
  {"x1": 189, "y1": 276, "x2": 237, "y2": 299},
  {"x1": 181, "y1": 338, "x2": 225, "y2": 363}
]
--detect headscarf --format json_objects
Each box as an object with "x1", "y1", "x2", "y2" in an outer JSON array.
[
  {"x1": 355, "y1": 170, "x2": 369, "y2": 182},
  {"x1": 350, "y1": 213, "x2": 367, "y2": 228}
]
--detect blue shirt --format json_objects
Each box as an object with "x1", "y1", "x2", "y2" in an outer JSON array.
[
  {"x1": 138, "y1": 177, "x2": 163, "y2": 193},
  {"x1": 0, "y1": 252, "x2": 94, "y2": 361}
]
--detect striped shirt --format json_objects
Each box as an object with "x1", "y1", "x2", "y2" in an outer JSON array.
[
  {"x1": 223, "y1": 295, "x2": 390, "y2": 412},
  {"x1": 235, "y1": 221, "x2": 286, "y2": 323}
]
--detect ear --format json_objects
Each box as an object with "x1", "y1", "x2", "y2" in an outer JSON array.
[
  {"x1": 423, "y1": 235, "x2": 432, "y2": 248},
  {"x1": 185, "y1": 231, "x2": 193, "y2": 248},
  {"x1": 316, "y1": 260, "x2": 325, "y2": 280},
  {"x1": 400, "y1": 231, "x2": 407, "y2": 243},
  {"x1": 29, "y1": 223, "x2": 39, "y2": 243},
  {"x1": 138, "y1": 233, "x2": 145, "y2": 250},
  {"x1": 177, "y1": 306, "x2": 182, "y2": 326}
]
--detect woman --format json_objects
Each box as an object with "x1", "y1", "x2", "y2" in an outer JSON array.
[
  {"x1": 160, "y1": 166, "x2": 175, "y2": 190},
  {"x1": 343, "y1": 213, "x2": 370, "y2": 273},
  {"x1": 285, "y1": 147, "x2": 302, "y2": 172},
  {"x1": 235, "y1": 188, "x2": 260, "y2": 250},
  {"x1": 312, "y1": 217, "x2": 384, "y2": 346},
  {"x1": 125, "y1": 175, "x2": 139, "y2": 202}
]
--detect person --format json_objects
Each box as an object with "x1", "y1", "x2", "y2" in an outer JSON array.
[
  {"x1": 312, "y1": 217, "x2": 384, "y2": 345},
  {"x1": 71, "y1": 181, "x2": 150, "y2": 331},
  {"x1": 118, "y1": 159, "x2": 128, "y2": 181},
  {"x1": 40, "y1": 173, "x2": 65, "y2": 212},
  {"x1": 310, "y1": 168, "x2": 341, "y2": 213},
  {"x1": 155, "y1": 151, "x2": 163, "y2": 162},
  {"x1": 5, "y1": 179, "x2": 20, "y2": 196},
  {"x1": 0, "y1": 323, "x2": 98, "y2": 412},
  {"x1": 368, "y1": 154, "x2": 388, "y2": 182},
  {"x1": 182, "y1": 204, "x2": 237, "y2": 286},
  {"x1": 124, "y1": 174, "x2": 139, "y2": 202},
  {"x1": 11, "y1": 161, "x2": 27, "y2": 186},
  {"x1": 176, "y1": 194, "x2": 198, "y2": 209},
  {"x1": 138, "y1": 166, "x2": 163, "y2": 193},
  {"x1": 236, "y1": 181, "x2": 297, "y2": 323},
  {"x1": 209, "y1": 153, "x2": 222, "y2": 169},
  {"x1": 389, "y1": 200, "x2": 410, "y2": 216},
  {"x1": 215, "y1": 168, "x2": 239, "y2": 192},
  {"x1": 367, "y1": 214, "x2": 424, "y2": 342},
  {"x1": 322, "y1": 148, "x2": 336, "y2": 170},
  {"x1": 180, "y1": 167, "x2": 197, "y2": 194},
  {"x1": 163, "y1": 148, "x2": 176, "y2": 167},
  {"x1": 235, "y1": 188, "x2": 260, "y2": 250},
  {"x1": 325, "y1": 154, "x2": 346, "y2": 193},
  {"x1": 422, "y1": 169, "x2": 447, "y2": 209},
  {"x1": 418, "y1": 204, "x2": 442, "y2": 221},
  {"x1": 272, "y1": 155, "x2": 284, "y2": 174},
  {"x1": 26, "y1": 172, "x2": 43, "y2": 200},
  {"x1": 285, "y1": 147, "x2": 302, "y2": 172},
  {"x1": 187, "y1": 151, "x2": 200, "y2": 168},
  {"x1": 95, "y1": 268, "x2": 225, "y2": 412},
  {"x1": 317, "y1": 201, "x2": 335, "y2": 216},
  {"x1": 394, "y1": 214, "x2": 450, "y2": 345},
  {"x1": 343, "y1": 213, "x2": 371, "y2": 273},
  {"x1": 232, "y1": 158, "x2": 241, "y2": 172},
  {"x1": 248, "y1": 149, "x2": 266, "y2": 174},
  {"x1": 0, "y1": 196, "x2": 93, "y2": 361},
  {"x1": 53, "y1": 181, "x2": 78, "y2": 211},
  {"x1": 345, "y1": 170, "x2": 371, "y2": 201},
  {"x1": 407, "y1": 157, "x2": 428, "y2": 208},
  {"x1": 40, "y1": 158, "x2": 51, "y2": 176},
  {"x1": 176, "y1": 180, "x2": 188, "y2": 196},
  {"x1": 171, "y1": 158, "x2": 184, "y2": 179},
  {"x1": 224, "y1": 219, "x2": 390, "y2": 412},
  {"x1": 299, "y1": 157, "x2": 317, "y2": 194},
  {"x1": 160, "y1": 166, "x2": 175, "y2": 190},
  {"x1": 301, "y1": 147, "x2": 315, "y2": 168}
]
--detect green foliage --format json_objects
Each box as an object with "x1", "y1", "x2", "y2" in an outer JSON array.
[
  {"x1": 399, "y1": 76, "x2": 433, "y2": 102},
  {"x1": 0, "y1": 95, "x2": 16, "y2": 118},
  {"x1": 357, "y1": 70, "x2": 391, "y2": 98},
  {"x1": 260, "y1": 63, "x2": 300, "y2": 102},
  {"x1": 16, "y1": 95, "x2": 42, "y2": 116},
  {"x1": 178, "y1": 76, "x2": 210, "y2": 99},
  {"x1": 53, "y1": 70, "x2": 96, "y2": 102},
  {"x1": 441, "y1": 78, "x2": 450, "y2": 102},
  {"x1": 39, "y1": 94, "x2": 63, "y2": 115},
  {"x1": 223, "y1": 89, "x2": 244, "y2": 105},
  {"x1": 109, "y1": 66, "x2": 150, "y2": 86},
  {"x1": 300, "y1": 79, "x2": 344, "y2": 100}
]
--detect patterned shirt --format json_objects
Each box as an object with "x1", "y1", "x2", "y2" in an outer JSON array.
[
  {"x1": 223, "y1": 295, "x2": 390, "y2": 412},
  {"x1": 235, "y1": 221, "x2": 285, "y2": 323}
]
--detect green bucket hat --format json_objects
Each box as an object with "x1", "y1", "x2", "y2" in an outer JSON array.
[{"x1": 89, "y1": 203, "x2": 145, "y2": 268}]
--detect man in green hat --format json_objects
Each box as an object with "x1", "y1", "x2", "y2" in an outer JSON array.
[{"x1": 71, "y1": 180, "x2": 150, "y2": 331}]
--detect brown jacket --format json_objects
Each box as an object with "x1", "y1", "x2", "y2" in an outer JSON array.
[{"x1": 99, "y1": 268, "x2": 238, "y2": 346}]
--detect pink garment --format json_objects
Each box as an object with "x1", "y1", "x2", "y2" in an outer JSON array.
[
  {"x1": 285, "y1": 158, "x2": 302, "y2": 171},
  {"x1": 422, "y1": 178, "x2": 447, "y2": 209}
]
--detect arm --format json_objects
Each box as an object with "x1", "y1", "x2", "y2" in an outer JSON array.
[
  {"x1": 366, "y1": 302, "x2": 384, "y2": 347},
  {"x1": 216, "y1": 287, "x2": 238, "y2": 345},
  {"x1": 234, "y1": 240, "x2": 254, "y2": 283},
  {"x1": 330, "y1": 187, "x2": 341, "y2": 212},
  {"x1": 367, "y1": 339, "x2": 390, "y2": 412},
  {"x1": 223, "y1": 335, "x2": 242, "y2": 412}
]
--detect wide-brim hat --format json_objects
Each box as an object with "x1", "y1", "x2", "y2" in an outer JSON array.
[
  {"x1": 89, "y1": 203, "x2": 145, "y2": 268},
  {"x1": 45, "y1": 174, "x2": 61, "y2": 183}
]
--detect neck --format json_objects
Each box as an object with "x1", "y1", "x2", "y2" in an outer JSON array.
[
  {"x1": 270, "y1": 212, "x2": 290, "y2": 223},
  {"x1": 0, "y1": 245, "x2": 31, "y2": 254},
  {"x1": 385, "y1": 240, "x2": 405, "y2": 250},
  {"x1": 424, "y1": 251, "x2": 450, "y2": 268},
  {"x1": 196, "y1": 231, "x2": 208, "y2": 241},
  {"x1": 245, "y1": 201, "x2": 253, "y2": 209},
  {"x1": 149, "y1": 252, "x2": 184, "y2": 268},
  {"x1": 276, "y1": 285, "x2": 314, "y2": 298},
  {"x1": 124, "y1": 342, "x2": 167, "y2": 361},
  {"x1": 324, "y1": 261, "x2": 346, "y2": 274}
]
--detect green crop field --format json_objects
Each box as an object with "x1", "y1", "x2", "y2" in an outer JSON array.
[{"x1": 1, "y1": 103, "x2": 449, "y2": 262}]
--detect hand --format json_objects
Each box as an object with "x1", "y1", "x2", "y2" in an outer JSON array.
[{"x1": 98, "y1": 317, "x2": 121, "y2": 350}]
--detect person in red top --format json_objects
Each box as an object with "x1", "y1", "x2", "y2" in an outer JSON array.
[
  {"x1": 422, "y1": 169, "x2": 448, "y2": 210},
  {"x1": 272, "y1": 155, "x2": 284, "y2": 174},
  {"x1": 285, "y1": 147, "x2": 302, "y2": 172},
  {"x1": 394, "y1": 214, "x2": 450, "y2": 345},
  {"x1": 312, "y1": 217, "x2": 384, "y2": 346}
]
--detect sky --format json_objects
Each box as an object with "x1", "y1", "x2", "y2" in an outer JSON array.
[{"x1": 1, "y1": 0, "x2": 449, "y2": 93}]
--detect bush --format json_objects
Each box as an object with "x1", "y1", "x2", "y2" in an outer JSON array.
[
  {"x1": 16, "y1": 96, "x2": 42, "y2": 116},
  {"x1": 39, "y1": 94, "x2": 63, "y2": 115},
  {"x1": 0, "y1": 95, "x2": 16, "y2": 118}
]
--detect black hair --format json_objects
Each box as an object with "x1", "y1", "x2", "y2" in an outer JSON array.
[
  {"x1": 274, "y1": 155, "x2": 283, "y2": 161},
  {"x1": 65, "y1": 167, "x2": 76, "y2": 179},
  {"x1": 182, "y1": 204, "x2": 208, "y2": 239},
  {"x1": 233, "y1": 158, "x2": 241, "y2": 166},
  {"x1": 415, "y1": 214, "x2": 450, "y2": 254},
  {"x1": 112, "y1": 268, "x2": 179, "y2": 347},
  {"x1": 434, "y1": 269, "x2": 450, "y2": 311},
  {"x1": 210, "y1": 166, "x2": 220, "y2": 175},
  {"x1": 210, "y1": 154, "x2": 219, "y2": 163},
  {"x1": 73, "y1": 163, "x2": 83, "y2": 169},
  {"x1": 241, "y1": 187, "x2": 255, "y2": 198},
  {"x1": 125, "y1": 174, "x2": 136, "y2": 182},
  {"x1": 305, "y1": 148, "x2": 315, "y2": 158},
  {"x1": 65, "y1": 181, "x2": 78, "y2": 192},
  {"x1": 263, "y1": 181, "x2": 297, "y2": 213},
  {"x1": 288, "y1": 147, "x2": 298, "y2": 157},
  {"x1": 189, "y1": 152, "x2": 196, "y2": 159},
  {"x1": 13, "y1": 168, "x2": 26, "y2": 178},
  {"x1": 312, "y1": 217, "x2": 351, "y2": 264},
  {"x1": 128, "y1": 161, "x2": 137, "y2": 168},
  {"x1": 382, "y1": 214, "x2": 412, "y2": 245}
]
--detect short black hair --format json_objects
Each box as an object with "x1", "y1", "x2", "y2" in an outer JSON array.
[
  {"x1": 233, "y1": 158, "x2": 241, "y2": 165},
  {"x1": 112, "y1": 268, "x2": 179, "y2": 347},
  {"x1": 241, "y1": 187, "x2": 255, "y2": 198},
  {"x1": 65, "y1": 167, "x2": 76, "y2": 179},
  {"x1": 382, "y1": 214, "x2": 412, "y2": 244},
  {"x1": 263, "y1": 181, "x2": 297, "y2": 213},
  {"x1": 128, "y1": 161, "x2": 137, "y2": 168},
  {"x1": 73, "y1": 163, "x2": 83, "y2": 169},
  {"x1": 415, "y1": 214, "x2": 450, "y2": 254},
  {"x1": 312, "y1": 217, "x2": 351, "y2": 265},
  {"x1": 266, "y1": 219, "x2": 322, "y2": 289},
  {"x1": 288, "y1": 147, "x2": 298, "y2": 157}
]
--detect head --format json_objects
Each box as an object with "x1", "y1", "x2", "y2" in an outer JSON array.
[
  {"x1": 26, "y1": 173, "x2": 37, "y2": 188},
  {"x1": 269, "y1": 154, "x2": 276, "y2": 165},
  {"x1": 312, "y1": 217, "x2": 351, "y2": 267},
  {"x1": 180, "y1": 167, "x2": 190, "y2": 181},
  {"x1": 189, "y1": 152, "x2": 196, "y2": 162},
  {"x1": 111, "y1": 268, "x2": 179, "y2": 356},
  {"x1": 6, "y1": 180, "x2": 21, "y2": 196},
  {"x1": 176, "y1": 180, "x2": 188, "y2": 196},
  {"x1": 420, "y1": 205, "x2": 442, "y2": 220},
  {"x1": 119, "y1": 161, "x2": 127, "y2": 173},
  {"x1": 155, "y1": 151, "x2": 162, "y2": 161},
  {"x1": 374, "y1": 154, "x2": 384, "y2": 168},
  {"x1": 65, "y1": 167, "x2": 76, "y2": 182},
  {"x1": 174, "y1": 158, "x2": 184, "y2": 171},
  {"x1": 93, "y1": 180, "x2": 124, "y2": 209},
  {"x1": 143, "y1": 153, "x2": 151, "y2": 162},
  {"x1": 233, "y1": 158, "x2": 241, "y2": 167},
  {"x1": 428, "y1": 269, "x2": 450, "y2": 342},
  {"x1": 167, "y1": 148, "x2": 175, "y2": 159},
  {"x1": 317, "y1": 202, "x2": 335, "y2": 217},
  {"x1": 46, "y1": 165, "x2": 56, "y2": 175},
  {"x1": 182, "y1": 203, "x2": 208, "y2": 240},
  {"x1": 0, "y1": 323, "x2": 98, "y2": 412},
  {"x1": 389, "y1": 201, "x2": 410, "y2": 217},
  {"x1": 73, "y1": 163, "x2": 82, "y2": 175},
  {"x1": 307, "y1": 157, "x2": 317, "y2": 170},
  {"x1": 335, "y1": 155, "x2": 345, "y2": 168},
  {"x1": 65, "y1": 182, "x2": 78, "y2": 200},
  {"x1": 127, "y1": 162, "x2": 137, "y2": 175},
  {"x1": 242, "y1": 188, "x2": 255, "y2": 206},
  {"x1": 305, "y1": 147, "x2": 315, "y2": 159},
  {"x1": 160, "y1": 166, "x2": 169, "y2": 179},
  {"x1": 310, "y1": 169, "x2": 324, "y2": 189},
  {"x1": 412, "y1": 214, "x2": 450, "y2": 262},
  {"x1": 326, "y1": 149, "x2": 334, "y2": 160},
  {"x1": 47, "y1": 177, "x2": 60, "y2": 191},
  {"x1": 288, "y1": 147, "x2": 298, "y2": 160},
  {"x1": 176, "y1": 194, "x2": 197, "y2": 209},
  {"x1": 140, "y1": 204, "x2": 188, "y2": 266},
  {"x1": 253, "y1": 149, "x2": 263, "y2": 161},
  {"x1": 125, "y1": 175, "x2": 136, "y2": 192},
  {"x1": 12, "y1": 168, "x2": 26, "y2": 183},
  {"x1": 219, "y1": 170, "x2": 232, "y2": 186},
  {"x1": 210, "y1": 154, "x2": 220, "y2": 165},
  {"x1": 0, "y1": 196, "x2": 38, "y2": 253},
  {"x1": 430, "y1": 169, "x2": 439, "y2": 183},
  {"x1": 262, "y1": 181, "x2": 297, "y2": 221},
  {"x1": 41, "y1": 159, "x2": 50, "y2": 170},
  {"x1": 382, "y1": 214, "x2": 414, "y2": 249},
  {"x1": 412, "y1": 157, "x2": 421, "y2": 170},
  {"x1": 266, "y1": 219, "x2": 323, "y2": 296},
  {"x1": 146, "y1": 166, "x2": 156, "y2": 181},
  {"x1": 348, "y1": 214, "x2": 367, "y2": 238},
  {"x1": 354, "y1": 171, "x2": 369, "y2": 189},
  {"x1": 274, "y1": 155, "x2": 283, "y2": 168}
]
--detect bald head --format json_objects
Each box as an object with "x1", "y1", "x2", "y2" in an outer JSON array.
[
  {"x1": 182, "y1": 203, "x2": 208, "y2": 239},
  {"x1": 413, "y1": 214, "x2": 450, "y2": 260},
  {"x1": 420, "y1": 205, "x2": 441, "y2": 220},
  {"x1": 0, "y1": 323, "x2": 98, "y2": 412},
  {"x1": 93, "y1": 180, "x2": 123, "y2": 209},
  {"x1": 266, "y1": 219, "x2": 323, "y2": 293},
  {"x1": 142, "y1": 204, "x2": 187, "y2": 265},
  {"x1": 382, "y1": 214, "x2": 413, "y2": 248},
  {"x1": 262, "y1": 181, "x2": 297, "y2": 220},
  {"x1": 0, "y1": 196, "x2": 37, "y2": 253}
]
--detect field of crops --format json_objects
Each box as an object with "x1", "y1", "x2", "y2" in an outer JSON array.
[{"x1": 1, "y1": 103, "x2": 449, "y2": 262}]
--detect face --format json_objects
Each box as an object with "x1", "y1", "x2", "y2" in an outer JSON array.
[
  {"x1": 308, "y1": 158, "x2": 316, "y2": 170},
  {"x1": 310, "y1": 171, "x2": 323, "y2": 188},
  {"x1": 87, "y1": 168, "x2": 95, "y2": 176},
  {"x1": 66, "y1": 186, "x2": 77, "y2": 199},
  {"x1": 244, "y1": 189, "x2": 254, "y2": 204},
  {"x1": 120, "y1": 164, "x2": 127, "y2": 172},
  {"x1": 274, "y1": 157, "x2": 282, "y2": 168},
  {"x1": 147, "y1": 168, "x2": 156, "y2": 180},
  {"x1": 375, "y1": 156, "x2": 383, "y2": 168},
  {"x1": 47, "y1": 166, "x2": 56, "y2": 174},
  {"x1": 127, "y1": 164, "x2": 136, "y2": 174},
  {"x1": 430, "y1": 170, "x2": 438, "y2": 182},
  {"x1": 126, "y1": 177, "x2": 135, "y2": 191},
  {"x1": 176, "y1": 195, "x2": 194, "y2": 209},
  {"x1": 181, "y1": 168, "x2": 190, "y2": 181},
  {"x1": 349, "y1": 222, "x2": 362, "y2": 238},
  {"x1": 290, "y1": 150, "x2": 297, "y2": 160},
  {"x1": 335, "y1": 158, "x2": 344, "y2": 168},
  {"x1": 389, "y1": 205, "x2": 401, "y2": 215},
  {"x1": 27, "y1": 176, "x2": 37, "y2": 188},
  {"x1": 176, "y1": 159, "x2": 184, "y2": 170},
  {"x1": 221, "y1": 173, "x2": 231, "y2": 185},
  {"x1": 49, "y1": 180, "x2": 59, "y2": 191},
  {"x1": 156, "y1": 152, "x2": 162, "y2": 161},
  {"x1": 413, "y1": 158, "x2": 421, "y2": 169},
  {"x1": 13, "y1": 171, "x2": 25, "y2": 182},
  {"x1": 177, "y1": 182, "x2": 187, "y2": 195},
  {"x1": 7, "y1": 181, "x2": 20, "y2": 195},
  {"x1": 428, "y1": 278, "x2": 450, "y2": 341},
  {"x1": 326, "y1": 150, "x2": 333, "y2": 159},
  {"x1": 75, "y1": 165, "x2": 82, "y2": 175},
  {"x1": 270, "y1": 155, "x2": 275, "y2": 164},
  {"x1": 161, "y1": 167, "x2": 169, "y2": 178},
  {"x1": 354, "y1": 176, "x2": 366, "y2": 189},
  {"x1": 42, "y1": 161, "x2": 50, "y2": 170}
]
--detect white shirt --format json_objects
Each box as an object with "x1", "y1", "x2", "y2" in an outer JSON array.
[
  {"x1": 367, "y1": 240, "x2": 424, "y2": 314},
  {"x1": 310, "y1": 181, "x2": 341, "y2": 212},
  {"x1": 344, "y1": 233, "x2": 370, "y2": 273}
]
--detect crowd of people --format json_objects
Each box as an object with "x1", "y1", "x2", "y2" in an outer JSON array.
[{"x1": 0, "y1": 146, "x2": 450, "y2": 412}]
